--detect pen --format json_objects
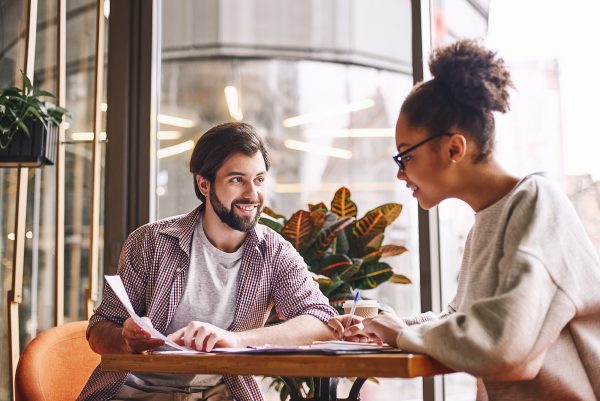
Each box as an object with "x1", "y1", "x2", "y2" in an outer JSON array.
[{"x1": 344, "y1": 290, "x2": 360, "y2": 332}]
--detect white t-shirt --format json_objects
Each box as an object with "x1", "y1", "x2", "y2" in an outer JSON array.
[{"x1": 122, "y1": 214, "x2": 243, "y2": 392}]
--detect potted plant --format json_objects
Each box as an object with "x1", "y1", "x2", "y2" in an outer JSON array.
[
  {"x1": 0, "y1": 70, "x2": 70, "y2": 168},
  {"x1": 260, "y1": 186, "x2": 411, "y2": 400}
]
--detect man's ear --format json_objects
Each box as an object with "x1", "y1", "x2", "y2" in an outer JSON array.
[
  {"x1": 196, "y1": 175, "x2": 210, "y2": 197},
  {"x1": 447, "y1": 133, "x2": 467, "y2": 162}
]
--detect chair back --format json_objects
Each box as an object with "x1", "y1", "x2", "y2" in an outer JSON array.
[{"x1": 15, "y1": 320, "x2": 100, "y2": 401}]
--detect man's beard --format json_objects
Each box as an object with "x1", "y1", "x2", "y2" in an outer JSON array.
[{"x1": 209, "y1": 184, "x2": 262, "y2": 232}]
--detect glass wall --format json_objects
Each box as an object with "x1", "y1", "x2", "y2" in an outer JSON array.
[
  {"x1": 63, "y1": 0, "x2": 108, "y2": 321},
  {"x1": 432, "y1": 1, "x2": 490, "y2": 400},
  {"x1": 487, "y1": 0, "x2": 600, "y2": 253},
  {"x1": 158, "y1": 60, "x2": 421, "y2": 401},
  {"x1": 157, "y1": 1, "x2": 426, "y2": 399},
  {"x1": 19, "y1": 0, "x2": 59, "y2": 358},
  {"x1": 0, "y1": 1, "x2": 108, "y2": 399},
  {"x1": 434, "y1": 1, "x2": 600, "y2": 401},
  {"x1": 0, "y1": 1, "x2": 28, "y2": 396}
]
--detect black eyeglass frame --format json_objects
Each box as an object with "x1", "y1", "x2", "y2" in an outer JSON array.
[{"x1": 392, "y1": 133, "x2": 454, "y2": 172}]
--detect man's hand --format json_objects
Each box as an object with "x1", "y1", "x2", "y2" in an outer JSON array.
[
  {"x1": 167, "y1": 321, "x2": 241, "y2": 352},
  {"x1": 327, "y1": 315, "x2": 371, "y2": 342},
  {"x1": 122, "y1": 317, "x2": 165, "y2": 353},
  {"x1": 344, "y1": 314, "x2": 409, "y2": 347}
]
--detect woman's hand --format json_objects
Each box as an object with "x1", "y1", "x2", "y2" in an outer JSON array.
[
  {"x1": 122, "y1": 317, "x2": 165, "y2": 353},
  {"x1": 344, "y1": 314, "x2": 409, "y2": 347},
  {"x1": 327, "y1": 315, "x2": 373, "y2": 342}
]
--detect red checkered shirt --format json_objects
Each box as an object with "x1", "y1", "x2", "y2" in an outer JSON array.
[{"x1": 77, "y1": 207, "x2": 336, "y2": 401}]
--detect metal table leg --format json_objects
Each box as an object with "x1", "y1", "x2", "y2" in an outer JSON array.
[
  {"x1": 281, "y1": 377, "x2": 305, "y2": 401},
  {"x1": 347, "y1": 378, "x2": 367, "y2": 401},
  {"x1": 279, "y1": 377, "x2": 368, "y2": 401},
  {"x1": 314, "y1": 377, "x2": 338, "y2": 401}
]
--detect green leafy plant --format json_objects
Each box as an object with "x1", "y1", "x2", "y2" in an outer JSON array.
[
  {"x1": 0, "y1": 70, "x2": 70, "y2": 150},
  {"x1": 260, "y1": 186, "x2": 411, "y2": 400},
  {"x1": 261, "y1": 186, "x2": 410, "y2": 310}
]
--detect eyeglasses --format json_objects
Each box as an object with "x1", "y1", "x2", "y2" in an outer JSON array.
[{"x1": 392, "y1": 133, "x2": 453, "y2": 172}]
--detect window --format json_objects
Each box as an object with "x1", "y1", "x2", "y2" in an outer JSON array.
[
  {"x1": 0, "y1": 1, "x2": 108, "y2": 398},
  {"x1": 157, "y1": 1, "x2": 426, "y2": 399}
]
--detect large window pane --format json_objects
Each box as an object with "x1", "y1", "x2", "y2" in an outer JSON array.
[
  {"x1": 487, "y1": 0, "x2": 600, "y2": 253},
  {"x1": 159, "y1": 2, "x2": 422, "y2": 399},
  {"x1": 0, "y1": 1, "x2": 29, "y2": 399},
  {"x1": 432, "y1": 1, "x2": 491, "y2": 400},
  {"x1": 435, "y1": 2, "x2": 600, "y2": 401},
  {"x1": 18, "y1": 0, "x2": 60, "y2": 355},
  {"x1": 64, "y1": 0, "x2": 108, "y2": 321},
  {"x1": 0, "y1": 3, "x2": 109, "y2": 399},
  {"x1": 159, "y1": 56, "x2": 423, "y2": 401}
]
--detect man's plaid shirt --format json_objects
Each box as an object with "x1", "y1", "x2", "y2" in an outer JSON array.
[{"x1": 77, "y1": 207, "x2": 337, "y2": 401}]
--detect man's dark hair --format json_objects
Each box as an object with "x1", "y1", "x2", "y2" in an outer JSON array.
[{"x1": 189, "y1": 122, "x2": 270, "y2": 202}]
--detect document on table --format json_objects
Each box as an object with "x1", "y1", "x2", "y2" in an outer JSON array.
[
  {"x1": 310, "y1": 340, "x2": 393, "y2": 351},
  {"x1": 104, "y1": 275, "x2": 201, "y2": 353},
  {"x1": 211, "y1": 341, "x2": 394, "y2": 354}
]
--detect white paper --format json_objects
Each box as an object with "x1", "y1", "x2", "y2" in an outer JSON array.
[
  {"x1": 104, "y1": 275, "x2": 201, "y2": 353},
  {"x1": 310, "y1": 340, "x2": 392, "y2": 350},
  {"x1": 212, "y1": 347, "x2": 262, "y2": 353}
]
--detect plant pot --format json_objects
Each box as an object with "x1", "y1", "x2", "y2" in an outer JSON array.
[{"x1": 0, "y1": 120, "x2": 57, "y2": 168}]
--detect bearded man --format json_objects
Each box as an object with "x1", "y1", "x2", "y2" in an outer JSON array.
[{"x1": 79, "y1": 122, "x2": 337, "y2": 401}]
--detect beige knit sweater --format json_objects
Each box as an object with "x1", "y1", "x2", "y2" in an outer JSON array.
[{"x1": 398, "y1": 174, "x2": 600, "y2": 401}]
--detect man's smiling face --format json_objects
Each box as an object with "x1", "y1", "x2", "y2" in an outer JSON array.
[{"x1": 205, "y1": 151, "x2": 267, "y2": 232}]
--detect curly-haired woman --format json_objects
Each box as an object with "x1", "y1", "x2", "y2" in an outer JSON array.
[{"x1": 329, "y1": 39, "x2": 600, "y2": 401}]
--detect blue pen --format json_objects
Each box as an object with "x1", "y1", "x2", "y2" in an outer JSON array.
[{"x1": 344, "y1": 290, "x2": 360, "y2": 331}]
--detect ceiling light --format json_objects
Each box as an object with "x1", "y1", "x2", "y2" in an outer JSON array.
[
  {"x1": 103, "y1": 0, "x2": 110, "y2": 19},
  {"x1": 158, "y1": 114, "x2": 196, "y2": 128},
  {"x1": 284, "y1": 139, "x2": 352, "y2": 159},
  {"x1": 157, "y1": 131, "x2": 182, "y2": 140},
  {"x1": 283, "y1": 99, "x2": 375, "y2": 128},
  {"x1": 157, "y1": 140, "x2": 195, "y2": 159},
  {"x1": 224, "y1": 86, "x2": 243, "y2": 121},
  {"x1": 69, "y1": 131, "x2": 107, "y2": 141},
  {"x1": 303, "y1": 128, "x2": 394, "y2": 138}
]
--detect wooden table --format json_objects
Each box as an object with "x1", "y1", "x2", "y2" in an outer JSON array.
[{"x1": 102, "y1": 352, "x2": 453, "y2": 401}]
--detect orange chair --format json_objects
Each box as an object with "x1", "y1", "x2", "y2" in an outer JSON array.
[{"x1": 15, "y1": 320, "x2": 100, "y2": 401}]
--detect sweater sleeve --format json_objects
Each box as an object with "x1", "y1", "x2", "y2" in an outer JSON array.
[{"x1": 396, "y1": 249, "x2": 576, "y2": 380}]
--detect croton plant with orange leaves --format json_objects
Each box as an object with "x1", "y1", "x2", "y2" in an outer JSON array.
[{"x1": 259, "y1": 186, "x2": 411, "y2": 312}]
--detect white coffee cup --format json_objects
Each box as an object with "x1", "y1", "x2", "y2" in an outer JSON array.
[{"x1": 342, "y1": 299, "x2": 380, "y2": 318}]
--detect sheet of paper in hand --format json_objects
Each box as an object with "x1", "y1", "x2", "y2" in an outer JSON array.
[{"x1": 104, "y1": 275, "x2": 202, "y2": 353}]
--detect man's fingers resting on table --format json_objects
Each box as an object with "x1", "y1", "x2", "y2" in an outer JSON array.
[{"x1": 168, "y1": 321, "x2": 235, "y2": 352}]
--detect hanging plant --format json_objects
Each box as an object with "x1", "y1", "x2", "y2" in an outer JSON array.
[{"x1": 0, "y1": 70, "x2": 70, "y2": 168}]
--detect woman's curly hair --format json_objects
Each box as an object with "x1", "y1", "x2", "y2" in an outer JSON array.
[{"x1": 401, "y1": 39, "x2": 514, "y2": 161}]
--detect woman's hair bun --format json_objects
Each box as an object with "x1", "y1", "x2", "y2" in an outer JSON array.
[{"x1": 429, "y1": 39, "x2": 513, "y2": 113}]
